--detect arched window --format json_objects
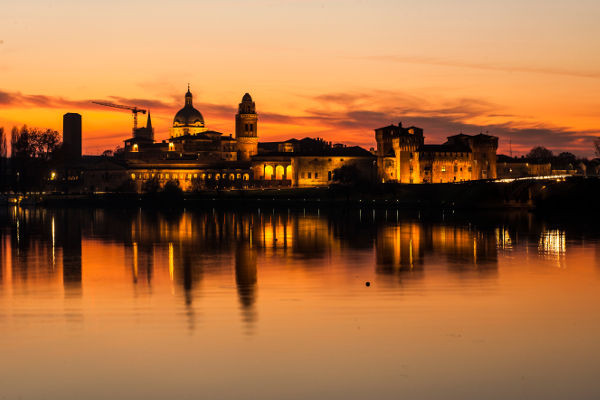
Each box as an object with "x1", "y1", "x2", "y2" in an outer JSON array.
[
  {"x1": 265, "y1": 165, "x2": 274, "y2": 180},
  {"x1": 275, "y1": 165, "x2": 284, "y2": 180},
  {"x1": 286, "y1": 165, "x2": 292, "y2": 179}
]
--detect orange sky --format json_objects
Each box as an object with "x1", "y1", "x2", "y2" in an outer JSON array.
[{"x1": 1, "y1": 0, "x2": 599, "y2": 156}]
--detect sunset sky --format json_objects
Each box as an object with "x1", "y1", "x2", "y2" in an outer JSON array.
[{"x1": 1, "y1": 0, "x2": 599, "y2": 156}]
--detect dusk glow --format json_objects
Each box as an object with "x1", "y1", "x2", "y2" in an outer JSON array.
[
  {"x1": 1, "y1": 0, "x2": 599, "y2": 155},
  {"x1": 2, "y1": 3, "x2": 600, "y2": 400}
]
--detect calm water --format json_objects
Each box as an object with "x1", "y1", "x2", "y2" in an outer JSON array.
[{"x1": 1, "y1": 207, "x2": 599, "y2": 400}]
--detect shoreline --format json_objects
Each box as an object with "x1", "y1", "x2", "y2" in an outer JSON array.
[{"x1": 4, "y1": 176, "x2": 598, "y2": 212}]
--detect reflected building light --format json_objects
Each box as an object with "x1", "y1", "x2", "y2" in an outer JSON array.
[
  {"x1": 409, "y1": 237, "x2": 413, "y2": 268},
  {"x1": 133, "y1": 242, "x2": 138, "y2": 281},
  {"x1": 495, "y1": 227, "x2": 513, "y2": 250},
  {"x1": 538, "y1": 230, "x2": 566, "y2": 265},
  {"x1": 169, "y1": 242, "x2": 174, "y2": 281},
  {"x1": 51, "y1": 216, "x2": 56, "y2": 267}
]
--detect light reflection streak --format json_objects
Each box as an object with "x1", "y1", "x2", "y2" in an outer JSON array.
[
  {"x1": 169, "y1": 242, "x2": 174, "y2": 281},
  {"x1": 538, "y1": 229, "x2": 566, "y2": 267},
  {"x1": 495, "y1": 227, "x2": 513, "y2": 250},
  {"x1": 51, "y1": 216, "x2": 56, "y2": 267}
]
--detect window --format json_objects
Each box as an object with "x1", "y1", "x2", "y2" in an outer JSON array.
[
  {"x1": 441, "y1": 166, "x2": 446, "y2": 172},
  {"x1": 454, "y1": 165, "x2": 458, "y2": 173},
  {"x1": 307, "y1": 172, "x2": 312, "y2": 179},
  {"x1": 315, "y1": 172, "x2": 319, "y2": 179},
  {"x1": 328, "y1": 171, "x2": 332, "y2": 180}
]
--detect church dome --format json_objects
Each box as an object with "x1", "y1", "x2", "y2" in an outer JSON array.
[
  {"x1": 242, "y1": 93, "x2": 252, "y2": 102},
  {"x1": 173, "y1": 88, "x2": 205, "y2": 128}
]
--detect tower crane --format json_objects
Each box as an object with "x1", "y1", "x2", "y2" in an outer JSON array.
[{"x1": 92, "y1": 101, "x2": 147, "y2": 133}]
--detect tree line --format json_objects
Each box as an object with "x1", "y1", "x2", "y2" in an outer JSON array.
[{"x1": 0, "y1": 126, "x2": 62, "y2": 192}]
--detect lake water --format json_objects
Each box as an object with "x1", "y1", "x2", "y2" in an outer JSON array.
[{"x1": 1, "y1": 206, "x2": 599, "y2": 400}]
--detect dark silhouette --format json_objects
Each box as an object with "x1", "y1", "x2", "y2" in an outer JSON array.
[
  {"x1": 62, "y1": 113, "x2": 82, "y2": 161},
  {"x1": 527, "y1": 146, "x2": 553, "y2": 163},
  {"x1": 10, "y1": 125, "x2": 61, "y2": 192}
]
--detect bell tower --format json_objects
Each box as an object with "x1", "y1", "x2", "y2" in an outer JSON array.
[{"x1": 235, "y1": 93, "x2": 258, "y2": 161}]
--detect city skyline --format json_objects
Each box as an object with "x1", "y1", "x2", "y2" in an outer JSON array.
[{"x1": 1, "y1": 0, "x2": 599, "y2": 156}]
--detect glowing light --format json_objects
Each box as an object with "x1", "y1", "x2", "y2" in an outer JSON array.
[
  {"x1": 51, "y1": 216, "x2": 55, "y2": 267},
  {"x1": 495, "y1": 227, "x2": 513, "y2": 250},
  {"x1": 132, "y1": 242, "x2": 138, "y2": 280},
  {"x1": 538, "y1": 230, "x2": 566, "y2": 267},
  {"x1": 169, "y1": 242, "x2": 174, "y2": 281}
]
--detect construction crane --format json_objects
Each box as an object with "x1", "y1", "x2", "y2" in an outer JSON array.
[{"x1": 92, "y1": 101, "x2": 147, "y2": 133}]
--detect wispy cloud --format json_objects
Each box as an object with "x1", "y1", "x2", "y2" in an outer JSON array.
[{"x1": 357, "y1": 55, "x2": 600, "y2": 80}]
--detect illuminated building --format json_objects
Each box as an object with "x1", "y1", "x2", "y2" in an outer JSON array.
[
  {"x1": 81, "y1": 87, "x2": 376, "y2": 191},
  {"x1": 375, "y1": 123, "x2": 498, "y2": 183},
  {"x1": 76, "y1": 90, "x2": 502, "y2": 192},
  {"x1": 235, "y1": 93, "x2": 259, "y2": 161}
]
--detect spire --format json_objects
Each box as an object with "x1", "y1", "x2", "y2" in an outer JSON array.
[
  {"x1": 185, "y1": 85, "x2": 193, "y2": 106},
  {"x1": 146, "y1": 111, "x2": 152, "y2": 129}
]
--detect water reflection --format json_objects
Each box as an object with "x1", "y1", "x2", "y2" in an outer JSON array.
[
  {"x1": 538, "y1": 229, "x2": 567, "y2": 267},
  {"x1": 1, "y1": 207, "x2": 598, "y2": 327}
]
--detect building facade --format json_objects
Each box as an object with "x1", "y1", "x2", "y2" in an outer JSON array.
[
  {"x1": 72, "y1": 90, "x2": 500, "y2": 192},
  {"x1": 375, "y1": 123, "x2": 498, "y2": 184}
]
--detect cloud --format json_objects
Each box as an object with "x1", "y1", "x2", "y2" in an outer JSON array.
[
  {"x1": 1, "y1": 88, "x2": 598, "y2": 157},
  {"x1": 357, "y1": 55, "x2": 600, "y2": 80},
  {"x1": 281, "y1": 91, "x2": 600, "y2": 156}
]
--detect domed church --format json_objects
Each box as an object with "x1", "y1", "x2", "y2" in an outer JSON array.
[
  {"x1": 170, "y1": 86, "x2": 207, "y2": 138},
  {"x1": 123, "y1": 86, "x2": 259, "y2": 163},
  {"x1": 110, "y1": 84, "x2": 379, "y2": 192}
]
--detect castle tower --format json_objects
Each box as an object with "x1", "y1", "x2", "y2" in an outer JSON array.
[
  {"x1": 375, "y1": 123, "x2": 423, "y2": 183},
  {"x1": 235, "y1": 93, "x2": 258, "y2": 161}
]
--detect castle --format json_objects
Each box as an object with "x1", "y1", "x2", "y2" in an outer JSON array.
[
  {"x1": 375, "y1": 123, "x2": 498, "y2": 183},
  {"x1": 66, "y1": 87, "x2": 497, "y2": 192}
]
